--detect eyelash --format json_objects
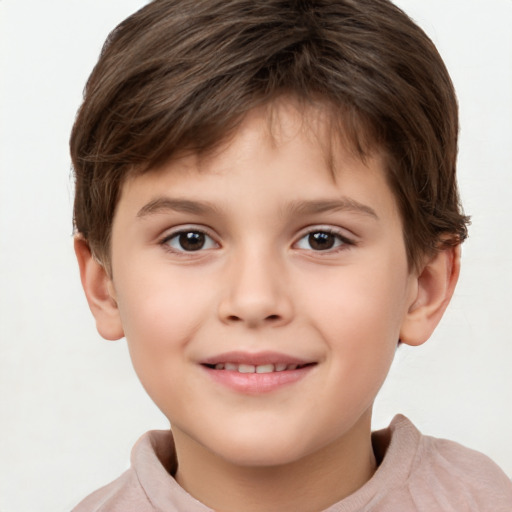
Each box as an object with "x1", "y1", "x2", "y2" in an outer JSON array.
[
  {"x1": 160, "y1": 227, "x2": 218, "y2": 255},
  {"x1": 294, "y1": 228, "x2": 355, "y2": 253},
  {"x1": 159, "y1": 226, "x2": 356, "y2": 255}
]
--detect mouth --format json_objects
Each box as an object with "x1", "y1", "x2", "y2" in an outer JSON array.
[
  {"x1": 200, "y1": 352, "x2": 317, "y2": 393},
  {"x1": 202, "y1": 362, "x2": 315, "y2": 373}
]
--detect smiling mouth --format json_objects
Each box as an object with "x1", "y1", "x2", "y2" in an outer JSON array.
[
  {"x1": 203, "y1": 362, "x2": 315, "y2": 374},
  {"x1": 201, "y1": 355, "x2": 316, "y2": 393}
]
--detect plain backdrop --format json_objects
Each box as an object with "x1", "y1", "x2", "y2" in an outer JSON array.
[{"x1": 0, "y1": 1, "x2": 511, "y2": 511}]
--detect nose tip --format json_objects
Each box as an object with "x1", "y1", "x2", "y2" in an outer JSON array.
[{"x1": 217, "y1": 256, "x2": 293, "y2": 328}]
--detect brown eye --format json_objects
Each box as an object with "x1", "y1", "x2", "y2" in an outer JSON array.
[
  {"x1": 179, "y1": 232, "x2": 205, "y2": 251},
  {"x1": 164, "y1": 230, "x2": 217, "y2": 252},
  {"x1": 308, "y1": 232, "x2": 336, "y2": 250},
  {"x1": 295, "y1": 230, "x2": 349, "y2": 251}
]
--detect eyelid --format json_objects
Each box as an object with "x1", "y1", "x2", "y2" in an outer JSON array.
[
  {"x1": 293, "y1": 225, "x2": 357, "y2": 251},
  {"x1": 159, "y1": 224, "x2": 220, "y2": 253}
]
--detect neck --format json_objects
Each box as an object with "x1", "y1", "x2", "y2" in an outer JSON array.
[{"x1": 173, "y1": 410, "x2": 376, "y2": 512}]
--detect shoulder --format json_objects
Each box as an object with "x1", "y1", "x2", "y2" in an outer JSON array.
[
  {"x1": 394, "y1": 415, "x2": 512, "y2": 511},
  {"x1": 71, "y1": 430, "x2": 169, "y2": 512},
  {"x1": 416, "y1": 432, "x2": 512, "y2": 506},
  {"x1": 71, "y1": 468, "x2": 151, "y2": 512},
  {"x1": 71, "y1": 429, "x2": 210, "y2": 512}
]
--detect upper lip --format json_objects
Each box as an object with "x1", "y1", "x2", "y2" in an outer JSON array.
[{"x1": 200, "y1": 351, "x2": 314, "y2": 366}]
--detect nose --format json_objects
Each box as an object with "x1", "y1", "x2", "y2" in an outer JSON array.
[{"x1": 217, "y1": 246, "x2": 294, "y2": 328}]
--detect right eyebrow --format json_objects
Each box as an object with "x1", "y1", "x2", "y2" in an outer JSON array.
[
  {"x1": 136, "y1": 197, "x2": 219, "y2": 218},
  {"x1": 284, "y1": 198, "x2": 379, "y2": 220}
]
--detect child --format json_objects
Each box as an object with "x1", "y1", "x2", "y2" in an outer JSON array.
[{"x1": 70, "y1": 0, "x2": 512, "y2": 510}]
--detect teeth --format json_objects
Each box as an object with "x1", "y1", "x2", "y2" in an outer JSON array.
[
  {"x1": 256, "y1": 364, "x2": 274, "y2": 374},
  {"x1": 212, "y1": 363, "x2": 304, "y2": 373},
  {"x1": 238, "y1": 364, "x2": 256, "y2": 373}
]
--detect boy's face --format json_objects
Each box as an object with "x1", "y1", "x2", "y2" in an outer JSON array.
[{"x1": 106, "y1": 100, "x2": 420, "y2": 467}]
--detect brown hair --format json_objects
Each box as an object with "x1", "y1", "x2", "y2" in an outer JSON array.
[{"x1": 70, "y1": 0, "x2": 469, "y2": 270}]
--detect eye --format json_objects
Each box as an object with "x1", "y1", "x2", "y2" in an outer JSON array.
[
  {"x1": 295, "y1": 230, "x2": 351, "y2": 251},
  {"x1": 163, "y1": 230, "x2": 218, "y2": 252}
]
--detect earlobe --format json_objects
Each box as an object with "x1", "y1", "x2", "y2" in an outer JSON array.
[
  {"x1": 400, "y1": 245, "x2": 461, "y2": 347},
  {"x1": 74, "y1": 236, "x2": 124, "y2": 341}
]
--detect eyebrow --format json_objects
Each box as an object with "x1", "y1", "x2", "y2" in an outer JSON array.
[
  {"x1": 137, "y1": 197, "x2": 220, "y2": 218},
  {"x1": 136, "y1": 196, "x2": 378, "y2": 220},
  {"x1": 284, "y1": 198, "x2": 379, "y2": 219}
]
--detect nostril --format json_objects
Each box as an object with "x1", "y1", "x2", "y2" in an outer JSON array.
[{"x1": 225, "y1": 314, "x2": 281, "y2": 323}]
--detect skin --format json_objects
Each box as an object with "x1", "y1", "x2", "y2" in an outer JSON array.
[{"x1": 76, "y1": 99, "x2": 460, "y2": 512}]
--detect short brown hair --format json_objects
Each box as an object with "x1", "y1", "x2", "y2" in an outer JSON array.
[{"x1": 71, "y1": 0, "x2": 469, "y2": 270}]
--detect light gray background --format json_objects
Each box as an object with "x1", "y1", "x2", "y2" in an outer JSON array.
[{"x1": 0, "y1": 1, "x2": 511, "y2": 511}]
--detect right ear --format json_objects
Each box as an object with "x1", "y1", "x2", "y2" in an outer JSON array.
[{"x1": 74, "y1": 236, "x2": 124, "y2": 341}]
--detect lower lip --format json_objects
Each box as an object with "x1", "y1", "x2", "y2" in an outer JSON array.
[{"x1": 201, "y1": 366, "x2": 314, "y2": 394}]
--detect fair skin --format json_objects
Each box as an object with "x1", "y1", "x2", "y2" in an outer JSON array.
[{"x1": 75, "y1": 99, "x2": 459, "y2": 512}]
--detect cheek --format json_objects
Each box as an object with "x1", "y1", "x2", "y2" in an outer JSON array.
[
  {"x1": 114, "y1": 269, "x2": 214, "y2": 379},
  {"x1": 304, "y1": 264, "x2": 407, "y2": 330},
  {"x1": 301, "y1": 263, "x2": 408, "y2": 371},
  {"x1": 115, "y1": 278, "x2": 210, "y2": 415}
]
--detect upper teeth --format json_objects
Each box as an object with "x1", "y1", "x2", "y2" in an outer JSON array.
[{"x1": 214, "y1": 363, "x2": 299, "y2": 373}]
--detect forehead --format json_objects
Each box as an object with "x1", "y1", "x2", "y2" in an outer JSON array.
[
  {"x1": 116, "y1": 99, "x2": 400, "y2": 230},
  {"x1": 128, "y1": 96, "x2": 383, "y2": 186},
  {"x1": 213, "y1": 98, "x2": 380, "y2": 173}
]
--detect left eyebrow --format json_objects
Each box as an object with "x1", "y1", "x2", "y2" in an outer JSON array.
[
  {"x1": 284, "y1": 198, "x2": 379, "y2": 220},
  {"x1": 136, "y1": 197, "x2": 220, "y2": 218}
]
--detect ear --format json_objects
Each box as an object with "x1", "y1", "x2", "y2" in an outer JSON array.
[
  {"x1": 74, "y1": 236, "x2": 124, "y2": 341},
  {"x1": 400, "y1": 245, "x2": 461, "y2": 347}
]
